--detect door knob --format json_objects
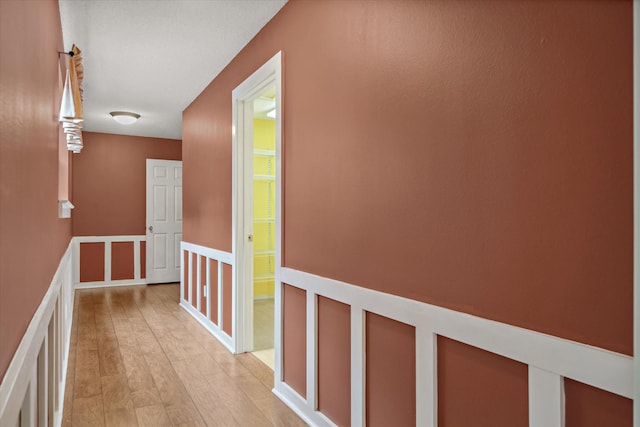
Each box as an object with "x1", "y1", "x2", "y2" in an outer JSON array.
[{"x1": 148, "y1": 226, "x2": 153, "y2": 233}]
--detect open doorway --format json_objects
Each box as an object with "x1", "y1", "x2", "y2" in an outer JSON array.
[
  {"x1": 232, "y1": 52, "x2": 282, "y2": 373},
  {"x1": 250, "y1": 88, "x2": 277, "y2": 367}
]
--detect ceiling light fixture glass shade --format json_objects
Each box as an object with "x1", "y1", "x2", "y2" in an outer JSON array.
[{"x1": 110, "y1": 111, "x2": 140, "y2": 125}]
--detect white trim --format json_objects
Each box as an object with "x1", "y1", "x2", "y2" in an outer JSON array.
[
  {"x1": 273, "y1": 382, "x2": 336, "y2": 427},
  {"x1": 633, "y1": 1, "x2": 639, "y2": 423},
  {"x1": 181, "y1": 241, "x2": 234, "y2": 264},
  {"x1": 240, "y1": 99, "x2": 254, "y2": 351},
  {"x1": 74, "y1": 279, "x2": 146, "y2": 289},
  {"x1": 133, "y1": 238, "x2": 141, "y2": 282},
  {"x1": 104, "y1": 239, "x2": 112, "y2": 283},
  {"x1": 350, "y1": 306, "x2": 365, "y2": 427},
  {"x1": 180, "y1": 246, "x2": 185, "y2": 302},
  {"x1": 72, "y1": 236, "x2": 146, "y2": 288},
  {"x1": 306, "y1": 292, "x2": 318, "y2": 411},
  {"x1": 206, "y1": 259, "x2": 211, "y2": 320},
  {"x1": 232, "y1": 51, "x2": 283, "y2": 355},
  {"x1": 74, "y1": 235, "x2": 146, "y2": 243},
  {"x1": 280, "y1": 268, "x2": 633, "y2": 399},
  {"x1": 275, "y1": 267, "x2": 633, "y2": 427},
  {"x1": 37, "y1": 336, "x2": 48, "y2": 427},
  {"x1": 196, "y1": 254, "x2": 202, "y2": 312},
  {"x1": 416, "y1": 330, "x2": 437, "y2": 427},
  {"x1": 179, "y1": 301, "x2": 234, "y2": 353},
  {"x1": 274, "y1": 278, "x2": 283, "y2": 382},
  {"x1": 528, "y1": 366, "x2": 564, "y2": 427},
  {"x1": 217, "y1": 261, "x2": 223, "y2": 327},
  {"x1": 180, "y1": 242, "x2": 236, "y2": 353},
  {"x1": 0, "y1": 241, "x2": 74, "y2": 427},
  {"x1": 188, "y1": 251, "x2": 193, "y2": 304}
]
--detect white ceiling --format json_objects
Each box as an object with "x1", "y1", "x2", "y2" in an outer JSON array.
[{"x1": 58, "y1": 0, "x2": 287, "y2": 140}]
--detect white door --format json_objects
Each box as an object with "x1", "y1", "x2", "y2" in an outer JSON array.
[{"x1": 146, "y1": 159, "x2": 182, "y2": 284}]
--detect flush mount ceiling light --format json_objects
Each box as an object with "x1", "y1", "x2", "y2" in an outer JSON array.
[{"x1": 110, "y1": 111, "x2": 140, "y2": 125}]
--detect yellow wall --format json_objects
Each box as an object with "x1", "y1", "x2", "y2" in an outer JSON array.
[{"x1": 253, "y1": 118, "x2": 276, "y2": 298}]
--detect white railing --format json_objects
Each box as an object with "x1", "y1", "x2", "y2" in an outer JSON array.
[
  {"x1": 274, "y1": 267, "x2": 634, "y2": 427},
  {"x1": 73, "y1": 235, "x2": 145, "y2": 288},
  {"x1": 0, "y1": 241, "x2": 74, "y2": 427},
  {"x1": 180, "y1": 241, "x2": 235, "y2": 352}
]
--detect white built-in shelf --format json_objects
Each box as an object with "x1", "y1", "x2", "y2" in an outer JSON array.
[
  {"x1": 254, "y1": 149, "x2": 275, "y2": 157},
  {"x1": 254, "y1": 217, "x2": 275, "y2": 223},
  {"x1": 254, "y1": 174, "x2": 275, "y2": 181},
  {"x1": 254, "y1": 250, "x2": 275, "y2": 256},
  {"x1": 254, "y1": 273, "x2": 275, "y2": 281}
]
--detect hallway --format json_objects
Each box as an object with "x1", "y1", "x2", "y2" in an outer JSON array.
[{"x1": 62, "y1": 284, "x2": 305, "y2": 427}]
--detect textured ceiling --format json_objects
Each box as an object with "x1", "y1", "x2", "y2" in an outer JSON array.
[{"x1": 59, "y1": 0, "x2": 287, "y2": 140}]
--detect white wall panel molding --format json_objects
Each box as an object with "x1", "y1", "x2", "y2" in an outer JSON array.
[
  {"x1": 528, "y1": 366, "x2": 564, "y2": 427},
  {"x1": 73, "y1": 235, "x2": 146, "y2": 288},
  {"x1": 0, "y1": 241, "x2": 75, "y2": 427},
  {"x1": 179, "y1": 301, "x2": 234, "y2": 353},
  {"x1": 276, "y1": 267, "x2": 634, "y2": 427},
  {"x1": 180, "y1": 241, "x2": 235, "y2": 353}
]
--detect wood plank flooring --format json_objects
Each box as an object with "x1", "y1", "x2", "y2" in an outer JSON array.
[
  {"x1": 62, "y1": 284, "x2": 306, "y2": 427},
  {"x1": 253, "y1": 298, "x2": 274, "y2": 351}
]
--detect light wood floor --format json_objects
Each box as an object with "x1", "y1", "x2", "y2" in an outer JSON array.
[
  {"x1": 253, "y1": 298, "x2": 274, "y2": 351},
  {"x1": 253, "y1": 298, "x2": 275, "y2": 369},
  {"x1": 61, "y1": 284, "x2": 306, "y2": 427}
]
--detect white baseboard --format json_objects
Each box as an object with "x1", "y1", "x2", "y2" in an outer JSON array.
[
  {"x1": 75, "y1": 279, "x2": 146, "y2": 289},
  {"x1": 179, "y1": 301, "x2": 234, "y2": 353},
  {"x1": 273, "y1": 382, "x2": 336, "y2": 427}
]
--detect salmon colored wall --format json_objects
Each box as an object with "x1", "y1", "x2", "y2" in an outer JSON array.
[
  {"x1": 366, "y1": 313, "x2": 415, "y2": 427},
  {"x1": 140, "y1": 241, "x2": 146, "y2": 279},
  {"x1": 0, "y1": 0, "x2": 73, "y2": 379},
  {"x1": 182, "y1": 0, "x2": 633, "y2": 422},
  {"x1": 111, "y1": 242, "x2": 134, "y2": 280},
  {"x1": 282, "y1": 284, "x2": 306, "y2": 397},
  {"x1": 317, "y1": 297, "x2": 351, "y2": 427},
  {"x1": 209, "y1": 259, "x2": 219, "y2": 325},
  {"x1": 565, "y1": 379, "x2": 633, "y2": 427},
  {"x1": 222, "y1": 263, "x2": 233, "y2": 336},
  {"x1": 79, "y1": 243, "x2": 105, "y2": 282},
  {"x1": 72, "y1": 131, "x2": 181, "y2": 236},
  {"x1": 437, "y1": 337, "x2": 528, "y2": 427}
]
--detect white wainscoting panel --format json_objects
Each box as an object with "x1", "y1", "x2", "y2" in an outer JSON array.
[
  {"x1": 73, "y1": 235, "x2": 146, "y2": 288},
  {"x1": 180, "y1": 241, "x2": 235, "y2": 353},
  {"x1": 0, "y1": 241, "x2": 74, "y2": 427},
  {"x1": 274, "y1": 267, "x2": 634, "y2": 427}
]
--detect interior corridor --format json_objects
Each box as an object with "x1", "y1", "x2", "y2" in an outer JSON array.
[{"x1": 61, "y1": 284, "x2": 305, "y2": 427}]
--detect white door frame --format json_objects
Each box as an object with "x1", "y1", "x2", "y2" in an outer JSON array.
[
  {"x1": 633, "y1": 2, "x2": 639, "y2": 423},
  {"x1": 232, "y1": 52, "x2": 283, "y2": 372}
]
